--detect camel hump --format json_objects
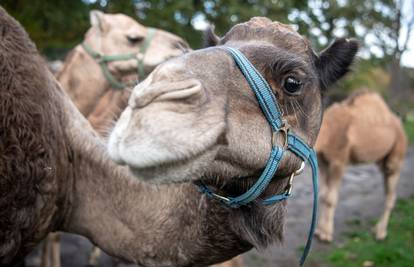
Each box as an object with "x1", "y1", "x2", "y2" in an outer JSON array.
[
  {"x1": 339, "y1": 90, "x2": 396, "y2": 126},
  {"x1": 316, "y1": 90, "x2": 407, "y2": 164},
  {"x1": 0, "y1": 7, "x2": 66, "y2": 264}
]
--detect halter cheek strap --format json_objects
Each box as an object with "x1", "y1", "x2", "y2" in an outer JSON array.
[
  {"x1": 81, "y1": 28, "x2": 156, "y2": 90},
  {"x1": 197, "y1": 46, "x2": 319, "y2": 266}
]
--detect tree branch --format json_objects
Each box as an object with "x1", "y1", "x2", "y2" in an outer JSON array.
[{"x1": 400, "y1": 0, "x2": 414, "y2": 53}]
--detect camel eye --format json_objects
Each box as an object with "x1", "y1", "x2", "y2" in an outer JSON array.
[
  {"x1": 127, "y1": 35, "x2": 144, "y2": 44},
  {"x1": 283, "y1": 76, "x2": 303, "y2": 95}
]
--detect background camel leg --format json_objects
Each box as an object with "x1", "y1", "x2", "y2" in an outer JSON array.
[
  {"x1": 40, "y1": 233, "x2": 60, "y2": 267},
  {"x1": 315, "y1": 158, "x2": 329, "y2": 241},
  {"x1": 210, "y1": 256, "x2": 245, "y2": 267},
  {"x1": 88, "y1": 246, "x2": 102, "y2": 267},
  {"x1": 40, "y1": 235, "x2": 51, "y2": 267},
  {"x1": 315, "y1": 161, "x2": 345, "y2": 242},
  {"x1": 50, "y1": 233, "x2": 61, "y2": 267},
  {"x1": 375, "y1": 159, "x2": 402, "y2": 240}
]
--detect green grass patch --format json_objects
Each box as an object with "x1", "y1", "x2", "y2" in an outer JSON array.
[
  {"x1": 313, "y1": 196, "x2": 414, "y2": 267},
  {"x1": 404, "y1": 117, "x2": 414, "y2": 144},
  {"x1": 404, "y1": 115, "x2": 414, "y2": 144}
]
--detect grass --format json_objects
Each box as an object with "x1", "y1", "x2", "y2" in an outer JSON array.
[
  {"x1": 313, "y1": 196, "x2": 414, "y2": 267},
  {"x1": 403, "y1": 115, "x2": 414, "y2": 144}
]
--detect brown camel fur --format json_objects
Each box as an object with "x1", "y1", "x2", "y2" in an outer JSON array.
[
  {"x1": 314, "y1": 91, "x2": 407, "y2": 242},
  {"x1": 0, "y1": 9, "x2": 358, "y2": 266},
  {"x1": 57, "y1": 10, "x2": 189, "y2": 136}
]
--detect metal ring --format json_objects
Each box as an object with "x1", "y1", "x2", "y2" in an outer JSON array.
[{"x1": 272, "y1": 122, "x2": 290, "y2": 149}]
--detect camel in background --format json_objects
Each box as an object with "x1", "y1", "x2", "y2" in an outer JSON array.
[
  {"x1": 57, "y1": 10, "x2": 190, "y2": 136},
  {"x1": 315, "y1": 91, "x2": 407, "y2": 242}
]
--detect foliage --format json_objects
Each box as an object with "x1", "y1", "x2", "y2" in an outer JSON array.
[
  {"x1": 404, "y1": 114, "x2": 414, "y2": 144},
  {"x1": 321, "y1": 59, "x2": 391, "y2": 105},
  {"x1": 1, "y1": 0, "x2": 91, "y2": 59},
  {"x1": 1, "y1": 0, "x2": 409, "y2": 57},
  {"x1": 100, "y1": 0, "x2": 307, "y2": 49},
  {"x1": 1, "y1": 0, "x2": 413, "y2": 98},
  {"x1": 313, "y1": 196, "x2": 414, "y2": 267}
]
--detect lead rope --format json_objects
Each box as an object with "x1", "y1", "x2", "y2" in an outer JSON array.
[{"x1": 197, "y1": 46, "x2": 319, "y2": 266}]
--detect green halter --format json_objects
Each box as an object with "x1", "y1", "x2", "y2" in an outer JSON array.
[{"x1": 81, "y1": 28, "x2": 156, "y2": 90}]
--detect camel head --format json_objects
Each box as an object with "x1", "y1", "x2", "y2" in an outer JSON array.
[
  {"x1": 108, "y1": 17, "x2": 358, "y2": 189},
  {"x1": 83, "y1": 10, "x2": 190, "y2": 77}
]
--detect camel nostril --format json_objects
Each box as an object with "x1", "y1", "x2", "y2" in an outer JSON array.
[
  {"x1": 130, "y1": 78, "x2": 203, "y2": 108},
  {"x1": 154, "y1": 80, "x2": 202, "y2": 102}
]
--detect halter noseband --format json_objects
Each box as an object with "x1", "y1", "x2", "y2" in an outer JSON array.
[
  {"x1": 81, "y1": 28, "x2": 156, "y2": 89},
  {"x1": 197, "y1": 47, "x2": 319, "y2": 266}
]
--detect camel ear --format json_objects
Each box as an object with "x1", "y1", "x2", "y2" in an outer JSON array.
[
  {"x1": 203, "y1": 26, "x2": 220, "y2": 48},
  {"x1": 316, "y1": 38, "x2": 359, "y2": 90},
  {"x1": 89, "y1": 10, "x2": 109, "y2": 32}
]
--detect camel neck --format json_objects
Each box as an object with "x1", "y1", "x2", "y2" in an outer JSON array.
[
  {"x1": 57, "y1": 46, "x2": 110, "y2": 116},
  {"x1": 60, "y1": 112, "x2": 251, "y2": 266}
]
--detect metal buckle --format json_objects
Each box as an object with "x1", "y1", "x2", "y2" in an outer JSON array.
[
  {"x1": 285, "y1": 161, "x2": 305, "y2": 195},
  {"x1": 211, "y1": 192, "x2": 231, "y2": 203},
  {"x1": 136, "y1": 53, "x2": 144, "y2": 61},
  {"x1": 294, "y1": 161, "x2": 306, "y2": 175},
  {"x1": 272, "y1": 120, "x2": 290, "y2": 149}
]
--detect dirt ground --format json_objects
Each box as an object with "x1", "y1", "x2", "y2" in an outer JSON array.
[
  {"x1": 22, "y1": 146, "x2": 414, "y2": 267},
  {"x1": 243, "y1": 145, "x2": 414, "y2": 267}
]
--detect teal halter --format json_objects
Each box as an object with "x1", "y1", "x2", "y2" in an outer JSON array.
[
  {"x1": 197, "y1": 47, "x2": 319, "y2": 266},
  {"x1": 81, "y1": 28, "x2": 156, "y2": 89}
]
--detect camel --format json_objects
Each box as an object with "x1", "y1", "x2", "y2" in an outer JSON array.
[
  {"x1": 314, "y1": 91, "x2": 407, "y2": 242},
  {"x1": 0, "y1": 9, "x2": 358, "y2": 266},
  {"x1": 108, "y1": 15, "x2": 358, "y2": 259},
  {"x1": 57, "y1": 10, "x2": 190, "y2": 136}
]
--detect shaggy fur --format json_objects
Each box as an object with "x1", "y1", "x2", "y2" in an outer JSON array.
[{"x1": 0, "y1": 7, "x2": 71, "y2": 263}]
